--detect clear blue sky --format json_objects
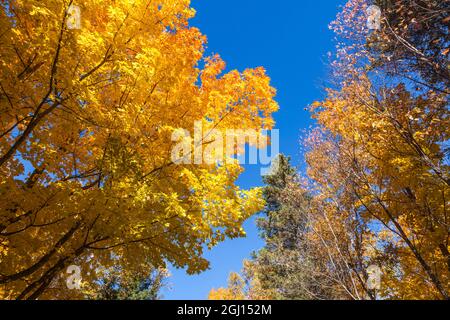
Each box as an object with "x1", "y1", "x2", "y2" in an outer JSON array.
[{"x1": 163, "y1": 0, "x2": 345, "y2": 300}]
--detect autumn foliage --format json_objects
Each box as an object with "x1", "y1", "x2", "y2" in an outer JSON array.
[
  {"x1": 210, "y1": 0, "x2": 449, "y2": 300},
  {"x1": 0, "y1": 0, "x2": 277, "y2": 299},
  {"x1": 1, "y1": 0, "x2": 448, "y2": 301}
]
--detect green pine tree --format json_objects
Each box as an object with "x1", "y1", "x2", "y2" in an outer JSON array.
[
  {"x1": 253, "y1": 154, "x2": 337, "y2": 299},
  {"x1": 87, "y1": 264, "x2": 168, "y2": 300}
]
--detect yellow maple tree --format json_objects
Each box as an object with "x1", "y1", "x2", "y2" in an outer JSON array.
[{"x1": 0, "y1": 0, "x2": 278, "y2": 299}]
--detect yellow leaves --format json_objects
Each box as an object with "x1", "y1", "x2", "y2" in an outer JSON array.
[
  {"x1": 29, "y1": 6, "x2": 52, "y2": 17},
  {"x1": 208, "y1": 262, "x2": 275, "y2": 300},
  {"x1": 10, "y1": 28, "x2": 22, "y2": 37},
  {"x1": 202, "y1": 55, "x2": 226, "y2": 82},
  {"x1": 0, "y1": 0, "x2": 278, "y2": 299},
  {"x1": 0, "y1": 238, "x2": 9, "y2": 262},
  {"x1": 107, "y1": 5, "x2": 127, "y2": 22},
  {"x1": 177, "y1": 164, "x2": 263, "y2": 239},
  {"x1": 239, "y1": 187, "x2": 265, "y2": 217},
  {"x1": 412, "y1": 130, "x2": 427, "y2": 141},
  {"x1": 208, "y1": 272, "x2": 246, "y2": 300},
  {"x1": 390, "y1": 157, "x2": 414, "y2": 174},
  {"x1": 135, "y1": 47, "x2": 161, "y2": 77},
  {"x1": 161, "y1": 192, "x2": 186, "y2": 217}
]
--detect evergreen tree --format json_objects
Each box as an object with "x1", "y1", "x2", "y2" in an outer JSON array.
[
  {"x1": 253, "y1": 155, "x2": 337, "y2": 299},
  {"x1": 86, "y1": 265, "x2": 168, "y2": 300}
]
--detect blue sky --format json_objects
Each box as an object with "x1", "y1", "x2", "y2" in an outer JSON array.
[{"x1": 163, "y1": 0, "x2": 345, "y2": 300}]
